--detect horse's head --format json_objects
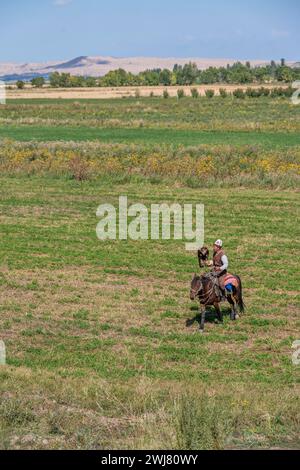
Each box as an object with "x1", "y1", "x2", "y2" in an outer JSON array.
[
  {"x1": 190, "y1": 274, "x2": 202, "y2": 300},
  {"x1": 198, "y1": 246, "x2": 209, "y2": 268}
]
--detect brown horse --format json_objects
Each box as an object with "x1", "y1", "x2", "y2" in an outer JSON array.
[{"x1": 187, "y1": 247, "x2": 245, "y2": 332}]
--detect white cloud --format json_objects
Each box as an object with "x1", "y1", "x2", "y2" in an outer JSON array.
[{"x1": 54, "y1": 0, "x2": 73, "y2": 6}]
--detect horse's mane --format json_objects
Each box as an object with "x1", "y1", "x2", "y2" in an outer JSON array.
[{"x1": 201, "y1": 273, "x2": 213, "y2": 284}]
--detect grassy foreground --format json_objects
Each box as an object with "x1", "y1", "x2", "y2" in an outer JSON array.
[{"x1": 0, "y1": 176, "x2": 299, "y2": 449}]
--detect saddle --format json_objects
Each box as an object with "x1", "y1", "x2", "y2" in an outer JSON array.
[
  {"x1": 223, "y1": 273, "x2": 239, "y2": 289},
  {"x1": 202, "y1": 271, "x2": 237, "y2": 301}
]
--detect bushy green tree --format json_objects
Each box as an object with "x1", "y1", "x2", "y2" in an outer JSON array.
[
  {"x1": 59, "y1": 73, "x2": 72, "y2": 87},
  {"x1": 139, "y1": 69, "x2": 160, "y2": 86},
  {"x1": 227, "y1": 63, "x2": 253, "y2": 84},
  {"x1": 173, "y1": 62, "x2": 198, "y2": 85},
  {"x1": 253, "y1": 66, "x2": 270, "y2": 83},
  {"x1": 16, "y1": 80, "x2": 25, "y2": 89},
  {"x1": 31, "y1": 77, "x2": 45, "y2": 88},
  {"x1": 199, "y1": 67, "x2": 219, "y2": 84},
  {"x1": 276, "y1": 66, "x2": 293, "y2": 83},
  {"x1": 69, "y1": 75, "x2": 85, "y2": 87},
  {"x1": 182, "y1": 62, "x2": 198, "y2": 85},
  {"x1": 159, "y1": 69, "x2": 172, "y2": 86},
  {"x1": 85, "y1": 77, "x2": 97, "y2": 87},
  {"x1": 49, "y1": 72, "x2": 60, "y2": 88}
]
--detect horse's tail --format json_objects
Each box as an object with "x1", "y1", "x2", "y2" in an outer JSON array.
[{"x1": 235, "y1": 275, "x2": 245, "y2": 313}]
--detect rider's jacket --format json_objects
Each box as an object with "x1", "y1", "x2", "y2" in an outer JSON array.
[{"x1": 213, "y1": 249, "x2": 228, "y2": 274}]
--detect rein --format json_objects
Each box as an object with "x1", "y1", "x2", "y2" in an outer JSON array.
[
  {"x1": 190, "y1": 286, "x2": 201, "y2": 297},
  {"x1": 192, "y1": 274, "x2": 218, "y2": 304}
]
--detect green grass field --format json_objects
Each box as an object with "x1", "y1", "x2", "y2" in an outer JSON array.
[
  {"x1": 1, "y1": 126, "x2": 300, "y2": 147},
  {"x1": 0, "y1": 96, "x2": 299, "y2": 449}
]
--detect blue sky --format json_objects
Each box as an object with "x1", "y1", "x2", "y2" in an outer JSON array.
[{"x1": 1, "y1": 0, "x2": 299, "y2": 62}]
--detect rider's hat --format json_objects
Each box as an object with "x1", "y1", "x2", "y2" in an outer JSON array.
[{"x1": 214, "y1": 239, "x2": 223, "y2": 247}]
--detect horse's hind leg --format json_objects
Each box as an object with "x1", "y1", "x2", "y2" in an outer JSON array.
[
  {"x1": 227, "y1": 295, "x2": 236, "y2": 320},
  {"x1": 233, "y1": 295, "x2": 239, "y2": 319},
  {"x1": 232, "y1": 287, "x2": 240, "y2": 319}
]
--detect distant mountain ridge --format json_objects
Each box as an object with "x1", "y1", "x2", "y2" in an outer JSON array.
[
  {"x1": 43, "y1": 56, "x2": 110, "y2": 71},
  {"x1": 0, "y1": 55, "x2": 298, "y2": 81}
]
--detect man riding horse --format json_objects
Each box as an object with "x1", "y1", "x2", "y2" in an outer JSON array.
[
  {"x1": 189, "y1": 240, "x2": 245, "y2": 331},
  {"x1": 198, "y1": 239, "x2": 235, "y2": 299}
]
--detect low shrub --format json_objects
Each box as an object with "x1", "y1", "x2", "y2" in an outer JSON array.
[
  {"x1": 219, "y1": 88, "x2": 228, "y2": 98},
  {"x1": 233, "y1": 88, "x2": 245, "y2": 99},
  {"x1": 205, "y1": 89, "x2": 215, "y2": 98}
]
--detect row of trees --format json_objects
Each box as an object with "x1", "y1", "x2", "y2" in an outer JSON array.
[
  {"x1": 16, "y1": 77, "x2": 45, "y2": 89},
  {"x1": 14, "y1": 60, "x2": 299, "y2": 89},
  {"x1": 15, "y1": 78, "x2": 295, "y2": 99},
  {"x1": 48, "y1": 61, "x2": 299, "y2": 88}
]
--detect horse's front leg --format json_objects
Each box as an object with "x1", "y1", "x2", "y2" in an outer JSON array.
[
  {"x1": 214, "y1": 302, "x2": 223, "y2": 323},
  {"x1": 199, "y1": 304, "x2": 206, "y2": 332}
]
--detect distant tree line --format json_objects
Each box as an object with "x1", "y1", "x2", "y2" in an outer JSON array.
[
  {"x1": 13, "y1": 60, "x2": 299, "y2": 89},
  {"x1": 46, "y1": 60, "x2": 300, "y2": 88}
]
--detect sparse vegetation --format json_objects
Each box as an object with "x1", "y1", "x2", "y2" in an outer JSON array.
[{"x1": 0, "y1": 140, "x2": 299, "y2": 188}]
